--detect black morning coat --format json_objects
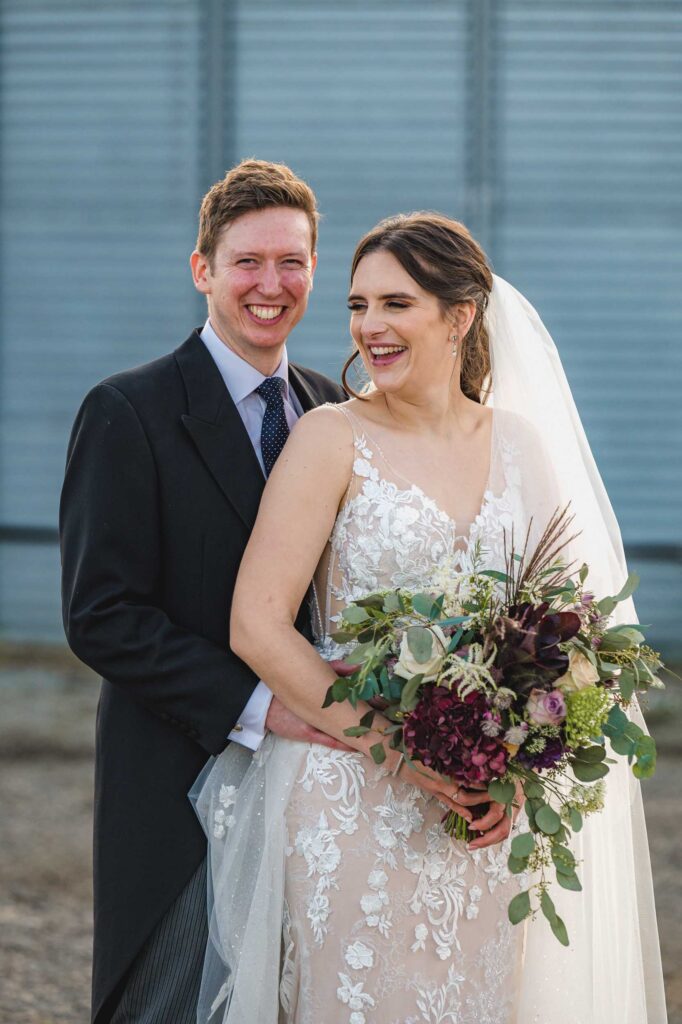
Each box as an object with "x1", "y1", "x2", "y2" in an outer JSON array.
[{"x1": 59, "y1": 329, "x2": 346, "y2": 1023}]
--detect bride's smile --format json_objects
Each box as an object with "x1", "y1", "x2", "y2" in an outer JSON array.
[{"x1": 348, "y1": 248, "x2": 475, "y2": 400}]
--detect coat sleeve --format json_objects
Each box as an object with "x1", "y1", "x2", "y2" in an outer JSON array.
[{"x1": 59, "y1": 382, "x2": 258, "y2": 756}]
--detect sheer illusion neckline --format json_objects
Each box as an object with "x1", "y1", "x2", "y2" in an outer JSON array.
[{"x1": 340, "y1": 404, "x2": 497, "y2": 542}]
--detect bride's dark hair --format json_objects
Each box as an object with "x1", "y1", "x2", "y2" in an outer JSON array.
[{"x1": 344, "y1": 212, "x2": 493, "y2": 402}]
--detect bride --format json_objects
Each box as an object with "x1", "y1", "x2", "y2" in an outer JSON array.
[{"x1": 193, "y1": 213, "x2": 667, "y2": 1023}]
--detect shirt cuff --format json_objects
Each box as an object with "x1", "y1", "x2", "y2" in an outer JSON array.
[{"x1": 228, "y1": 680, "x2": 273, "y2": 751}]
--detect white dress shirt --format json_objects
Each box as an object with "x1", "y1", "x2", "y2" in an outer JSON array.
[{"x1": 200, "y1": 318, "x2": 304, "y2": 750}]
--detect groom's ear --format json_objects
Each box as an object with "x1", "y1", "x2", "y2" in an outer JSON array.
[
  {"x1": 190, "y1": 250, "x2": 211, "y2": 295},
  {"x1": 309, "y1": 249, "x2": 318, "y2": 289}
]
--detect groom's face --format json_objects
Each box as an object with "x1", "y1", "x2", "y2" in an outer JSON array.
[{"x1": 192, "y1": 207, "x2": 316, "y2": 369}]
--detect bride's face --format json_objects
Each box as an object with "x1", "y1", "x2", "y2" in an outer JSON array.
[{"x1": 348, "y1": 250, "x2": 469, "y2": 397}]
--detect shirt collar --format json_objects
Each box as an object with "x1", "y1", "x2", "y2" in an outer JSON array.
[{"x1": 199, "y1": 318, "x2": 290, "y2": 406}]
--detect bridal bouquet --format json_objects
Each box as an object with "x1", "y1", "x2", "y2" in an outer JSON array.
[{"x1": 323, "y1": 507, "x2": 667, "y2": 945}]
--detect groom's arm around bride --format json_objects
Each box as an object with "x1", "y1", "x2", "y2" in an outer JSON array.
[{"x1": 59, "y1": 160, "x2": 346, "y2": 1024}]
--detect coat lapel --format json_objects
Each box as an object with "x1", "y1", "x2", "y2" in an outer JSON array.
[
  {"x1": 288, "y1": 363, "x2": 318, "y2": 413},
  {"x1": 175, "y1": 332, "x2": 265, "y2": 530}
]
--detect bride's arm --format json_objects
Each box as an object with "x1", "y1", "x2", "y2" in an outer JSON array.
[
  {"x1": 231, "y1": 405, "x2": 394, "y2": 762},
  {"x1": 231, "y1": 406, "x2": 471, "y2": 819}
]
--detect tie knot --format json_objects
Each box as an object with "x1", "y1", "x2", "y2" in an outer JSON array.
[{"x1": 256, "y1": 376, "x2": 287, "y2": 403}]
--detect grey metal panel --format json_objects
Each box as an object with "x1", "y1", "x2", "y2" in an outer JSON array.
[
  {"x1": 233, "y1": 0, "x2": 472, "y2": 378},
  {"x1": 495, "y1": 1, "x2": 682, "y2": 653},
  {"x1": 0, "y1": 1, "x2": 204, "y2": 639}
]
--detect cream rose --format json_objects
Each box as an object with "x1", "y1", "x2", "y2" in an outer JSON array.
[
  {"x1": 394, "y1": 624, "x2": 448, "y2": 682},
  {"x1": 556, "y1": 649, "x2": 600, "y2": 693}
]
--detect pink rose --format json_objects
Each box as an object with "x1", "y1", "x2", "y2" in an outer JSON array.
[{"x1": 526, "y1": 687, "x2": 566, "y2": 726}]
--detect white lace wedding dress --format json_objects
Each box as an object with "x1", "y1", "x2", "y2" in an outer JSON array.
[
  {"x1": 279, "y1": 407, "x2": 525, "y2": 1024},
  {"x1": 194, "y1": 275, "x2": 668, "y2": 1024}
]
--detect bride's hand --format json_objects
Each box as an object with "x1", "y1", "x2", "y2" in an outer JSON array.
[
  {"x1": 466, "y1": 779, "x2": 525, "y2": 850},
  {"x1": 395, "y1": 759, "x2": 480, "y2": 823}
]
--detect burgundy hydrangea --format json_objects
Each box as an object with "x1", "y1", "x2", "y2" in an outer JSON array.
[{"x1": 403, "y1": 686, "x2": 509, "y2": 786}]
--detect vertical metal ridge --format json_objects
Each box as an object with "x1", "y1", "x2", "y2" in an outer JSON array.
[{"x1": 467, "y1": 0, "x2": 498, "y2": 258}]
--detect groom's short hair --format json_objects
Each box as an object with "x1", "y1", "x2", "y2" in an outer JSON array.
[{"x1": 197, "y1": 159, "x2": 319, "y2": 266}]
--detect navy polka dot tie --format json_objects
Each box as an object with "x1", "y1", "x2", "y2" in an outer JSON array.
[{"x1": 256, "y1": 376, "x2": 290, "y2": 476}]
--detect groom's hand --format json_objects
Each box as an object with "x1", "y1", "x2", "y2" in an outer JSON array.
[{"x1": 265, "y1": 695, "x2": 354, "y2": 751}]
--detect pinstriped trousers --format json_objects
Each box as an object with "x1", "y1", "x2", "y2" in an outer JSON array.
[{"x1": 109, "y1": 857, "x2": 208, "y2": 1023}]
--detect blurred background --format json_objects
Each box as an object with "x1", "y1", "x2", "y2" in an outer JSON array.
[{"x1": 0, "y1": 1, "x2": 680, "y2": 1022}]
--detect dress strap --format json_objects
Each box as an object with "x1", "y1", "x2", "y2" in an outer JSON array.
[
  {"x1": 328, "y1": 403, "x2": 415, "y2": 489},
  {"x1": 326, "y1": 402, "x2": 388, "y2": 466}
]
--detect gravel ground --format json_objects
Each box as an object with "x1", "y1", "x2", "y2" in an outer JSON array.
[{"x1": 0, "y1": 645, "x2": 680, "y2": 1024}]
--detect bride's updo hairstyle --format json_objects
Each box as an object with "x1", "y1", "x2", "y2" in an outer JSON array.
[{"x1": 344, "y1": 212, "x2": 493, "y2": 403}]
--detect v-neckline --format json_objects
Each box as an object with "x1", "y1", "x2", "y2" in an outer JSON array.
[{"x1": 350, "y1": 407, "x2": 496, "y2": 541}]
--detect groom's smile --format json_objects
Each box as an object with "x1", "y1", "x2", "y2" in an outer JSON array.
[{"x1": 191, "y1": 206, "x2": 317, "y2": 375}]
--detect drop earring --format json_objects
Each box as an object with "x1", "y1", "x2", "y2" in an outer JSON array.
[{"x1": 451, "y1": 332, "x2": 458, "y2": 357}]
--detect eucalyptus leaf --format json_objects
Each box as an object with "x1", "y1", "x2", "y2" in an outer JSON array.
[
  {"x1": 388, "y1": 678, "x2": 403, "y2": 700},
  {"x1": 343, "y1": 725, "x2": 370, "y2": 737},
  {"x1": 488, "y1": 779, "x2": 516, "y2": 804},
  {"x1": 342, "y1": 605, "x2": 371, "y2": 625},
  {"x1": 348, "y1": 641, "x2": 377, "y2": 663},
  {"x1": 355, "y1": 594, "x2": 386, "y2": 610},
  {"x1": 550, "y1": 912, "x2": 570, "y2": 946},
  {"x1": 331, "y1": 679, "x2": 350, "y2": 701},
  {"x1": 540, "y1": 889, "x2": 557, "y2": 924},
  {"x1": 551, "y1": 845, "x2": 576, "y2": 872},
  {"x1": 412, "y1": 593, "x2": 438, "y2": 618},
  {"x1": 633, "y1": 758, "x2": 656, "y2": 780},
  {"x1": 330, "y1": 630, "x2": 357, "y2": 644},
  {"x1": 508, "y1": 890, "x2": 531, "y2": 925},
  {"x1": 370, "y1": 742, "x2": 386, "y2": 765},
  {"x1": 535, "y1": 804, "x2": 561, "y2": 835},
  {"x1": 613, "y1": 571, "x2": 640, "y2": 603},
  {"x1": 568, "y1": 808, "x2": 583, "y2": 832},
  {"x1": 507, "y1": 854, "x2": 529, "y2": 875},
  {"x1": 598, "y1": 660, "x2": 622, "y2": 675},
  {"x1": 623, "y1": 721, "x2": 644, "y2": 742},
  {"x1": 358, "y1": 678, "x2": 380, "y2": 702},
  {"x1": 400, "y1": 673, "x2": 425, "y2": 712},
  {"x1": 635, "y1": 734, "x2": 656, "y2": 757},
  {"x1": 360, "y1": 709, "x2": 376, "y2": 729},
  {"x1": 383, "y1": 592, "x2": 402, "y2": 614},
  {"x1": 618, "y1": 669, "x2": 636, "y2": 702},
  {"x1": 511, "y1": 832, "x2": 535, "y2": 858},
  {"x1": 556, "y1": 871, "x2": 582, "y2": 892},
  {"x1": 604, "y1": 704, "x2": 629, "y2": 737},
  {"x1": 523, "y1": 780, "x2": 544, "y2": 800},
  {"x1": 406, "y1": 626, "x2": 435, "y2": 664},
  {"x1": 617, "y1": 626, "x2": 646, "y2": 646},
  {"x1": 596, "y1": 596, "x2": 617, "y2": 617},
  {"x1": 571, "y1": 759, "x2": 609, "y2": 783},
  {"x1": 572, "y1": 744, "x2": 606, "y2": 764},
  {"x1": 611, "y1": 734, "x2": 635, "y2": 758},
  {"x1": 600, "y1": 631, "x2": 635, "y2": 652}
]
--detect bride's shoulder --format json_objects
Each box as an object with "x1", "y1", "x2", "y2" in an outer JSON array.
[
  {"x1": 287, "y1": 401, "x2": 356, "y2": 466},
  {"x1": 492, "y1": 406, "x2": 547, "y2": 457}
]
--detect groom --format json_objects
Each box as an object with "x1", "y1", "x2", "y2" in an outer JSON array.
[{"x1": 60, "y1": 160, "x2": 346, "y2": 1023}]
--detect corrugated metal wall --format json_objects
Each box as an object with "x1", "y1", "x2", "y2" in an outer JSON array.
[
  {"x1": 0, "y1": 0, "x2": 204, "y2": 637},
  {"x1": 1, "y1": 0, "x2": 680, "y2": 653}
]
